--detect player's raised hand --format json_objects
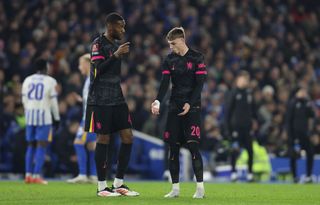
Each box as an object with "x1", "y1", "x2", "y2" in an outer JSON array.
[
  {"x1": 151, "y1": 100, "x2": 160, "y2": 115},
  {"x1": 178, "y1": 103, "x2": 190, "y2": 116},
  {"x1": 114, "y1": 42, "x2": 130, "y2": 58}
]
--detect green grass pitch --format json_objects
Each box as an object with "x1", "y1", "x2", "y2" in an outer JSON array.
[{"x1": 0, "y1": 181, "x2": 319, "y2": 205}]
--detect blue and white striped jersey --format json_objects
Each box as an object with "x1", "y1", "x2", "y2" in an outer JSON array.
[{"x1": 22, "y1": 73, "x2": 60, "y2": 125}]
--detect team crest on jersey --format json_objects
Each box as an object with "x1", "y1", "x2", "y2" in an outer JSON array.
[
  {"x1": 96, "y1": 122, "x2": 102, "y2": 129},
  {"x1": 186, "y1": 62, "x2": 193, "y2": 70},
  {"x1": 171, "y1": 65, "x2": 175, "y2": 70},
  {"x1": 236, "y1": 94, "x2": 242, "y2": 100}
]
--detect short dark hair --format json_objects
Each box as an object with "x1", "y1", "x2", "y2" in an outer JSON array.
[
  {"x1": 166, "y1": 27, "x2": 185, "y2": 41},
  {"x1": 105, "y1": 12, "x2": 124, "y2": 26},
  {"x1": 34, "y1": 58, "x2": 47, "y2": 71}
]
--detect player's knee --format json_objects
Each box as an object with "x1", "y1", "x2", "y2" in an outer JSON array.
[
  {"x1": 86, "y1": 141, "x2": 96, "y2": 150},
  {"x1": 37, "y1": 141, "x2": 48, "y2": 147},
  {"x1": 186, "y1": 141, "x2": 199, "y2": 153},
  {"x1": 187, "y1": 142, "x2": 203, "y2": 161},
  {"x1": 120, "y1": 129, "x2": 133, "y2": 144},
  {"x1": 74, "y1": 139, "x2": 85, "y2": 145},
  {"x1": 121, "y1": 136, "x2": 133, "y2": 144},
  {"x1": 29, "y1": 141, "x2": 36, "y2": 148},
  {"x1": 97, "y1": 134, "x2": 110, "y2": 144},
  {"x1": 120, "y1": 133, "x2": 133, "y2": 144},
  {"x1": 169, "y1": 144, "x2": 180, "y2": 160}
]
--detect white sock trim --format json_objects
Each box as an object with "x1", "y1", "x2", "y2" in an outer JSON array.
[
  {"x1": 98, "y1": 181, "x2": 107, "y2": 191},
  {"x1": 33, "y1": 174, "x2": 40, "y2": 178},
  {"x1": 113, "y1": 178, "x2": 123, "y2": 188},
  {"x1": 172, "y1": 183, "x2": 180, "y2": 190},
  {"x1": 196, "y1": 182, "x2": 204, "y2": 190}
]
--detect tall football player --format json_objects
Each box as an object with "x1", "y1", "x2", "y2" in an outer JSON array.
[{"x1": 22, "y1": 59, "x2": 60, "y2": 184}]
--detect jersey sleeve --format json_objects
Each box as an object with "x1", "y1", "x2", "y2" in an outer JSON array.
[
  {"x1": 50, "y1": 79, "x2": 60, "y2": 121},
  {"x1": 91, "y1": 39, "x2": 107, "y2": 61},
  {"x1": 90, "y1": 38, "x2": 117, "y2": 76},
  {"x1": 21, "y1": 79, "x2": 28, "y2": 106},
  {"x1": 49, "y1": 79, "x2": 58, "y2": 98},
  {"x1": 156, "y1": 57, "x2": 171, "y2": 103},
  {"x1": 194, "y1": 54, "x2": 207, "y2": 78},
  {"x1": 188, "y1": 53, "x2": 207, "y2": 106}
]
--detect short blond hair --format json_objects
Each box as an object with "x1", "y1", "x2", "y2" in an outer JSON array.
[
  {"x1": 166, "y1": 27, "x2": 185, "y2": 41},
  {"x1": 80, "y1": 53, "x2": 90, "y2": 62}
]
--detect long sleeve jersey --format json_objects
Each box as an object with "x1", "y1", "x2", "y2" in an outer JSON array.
[
  {"x1": 156, "y1": 48, "x2": 207, "y2": 109},
  {"x1": 286, "y1": 97, "x2": 315, "y2": 136},
  {"x1": 87, "y1": 34, "x2": 125, "y2": 106},
  {"x1": 225, "y1": 88, "x2": 257, "y2": 130}
]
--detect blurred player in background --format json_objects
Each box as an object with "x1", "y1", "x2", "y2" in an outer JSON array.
[
  {"x1": 286, "y1": 87, "x2": 315, "y2": 183},
  {"x1": 22, "y1": 59, "x2": 60, "y2": 184},
  {"x1": 225, "y1": 71, "x2": 257, "y2": 182},
  {"x1": 151, "y1": 27, "x2": 207, "y2": 199},
  {"x1": 85, "y1": 12, "x2": 139, "y2": 197},
  {"x1": 67, "y1": 54, "x2": 97, "y2": 184}
]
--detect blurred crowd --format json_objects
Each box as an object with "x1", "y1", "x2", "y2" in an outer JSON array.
[{"x1": 1, "y1": 0, "x2": 320, "y2": 175}]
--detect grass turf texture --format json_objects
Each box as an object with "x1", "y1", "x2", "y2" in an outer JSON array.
[{"x1": 0, "y1": 181, "x2": 319, "y2": 205}]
